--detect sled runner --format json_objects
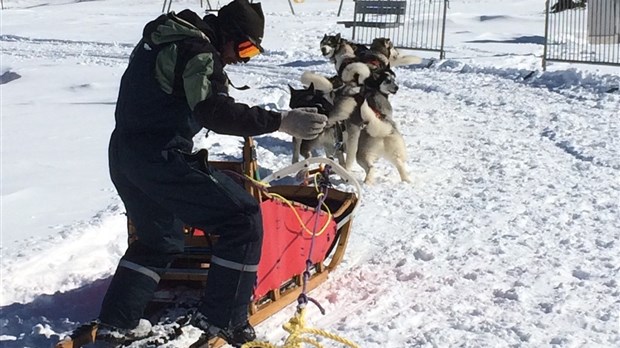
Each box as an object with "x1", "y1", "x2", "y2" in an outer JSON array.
[{"x1": 56, "y1": 137, "x2": 360, "y2": 348}]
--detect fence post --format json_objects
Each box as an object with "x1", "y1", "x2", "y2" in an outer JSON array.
[
  {"x1": 542, "y1": 0, "x2": 550, "y2": 71},
  {"x1": 439, "y1": 0, "x2": 449, "y2": 59},
  {"x1": 287, "y1": 0, "x2": 295, "y2": 15}
]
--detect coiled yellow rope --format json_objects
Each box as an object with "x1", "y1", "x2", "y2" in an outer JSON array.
[{"x1": 241, "y1": 308, "x2": 360, "y2": 348}]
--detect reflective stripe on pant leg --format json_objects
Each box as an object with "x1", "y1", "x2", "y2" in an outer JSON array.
[
  {"x1": 99, "y1": 263, "x2": 160, "y2": 329},
  {"x1": 200, "y1": 211, "x2": 263, "y2": 329},
  {"x1": 210, "y1": 256, "x2": 258, "y2": 273},
  {"x1": 98, "y1": 241, "x2": 177, "y2": 329},
  {"x1": 119, "y1": 260, "x2": 161, "y2": 283}
]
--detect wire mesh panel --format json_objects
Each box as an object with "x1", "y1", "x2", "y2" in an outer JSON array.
[
  {"x1": 544, "y1": 0, "x2": 620, "y2": 69},
  {"x1": 340, "y1": 0, "x2": 448, "y2": 58}
]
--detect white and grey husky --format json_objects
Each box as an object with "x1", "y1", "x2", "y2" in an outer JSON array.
[{"x1": 356, "y1": 75, "x2": 411, "y2": 184}]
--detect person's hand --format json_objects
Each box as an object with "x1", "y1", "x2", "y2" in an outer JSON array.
[{"x1": 279, "y1": 107, "x2": 328, "y2": 139}]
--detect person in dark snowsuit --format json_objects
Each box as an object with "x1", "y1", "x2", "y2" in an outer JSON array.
[{"x1": 99, "y1": 0, "x2": 327, "y2": 346}]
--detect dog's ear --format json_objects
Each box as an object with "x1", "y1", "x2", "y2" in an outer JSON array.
[
  {"x1": 289, "y1": 86, "x2": 302, "y2": 108},
  {"x1": 335, "y1": 33, "x2": 341, "y2": 41},
  {"x1": 308, "y1": 83, "x2": 315, "y2": 92}
]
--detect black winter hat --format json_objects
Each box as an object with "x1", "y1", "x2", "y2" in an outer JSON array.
[{"x1": 218, "y1": 0, "x2": 265, "y2": 51}]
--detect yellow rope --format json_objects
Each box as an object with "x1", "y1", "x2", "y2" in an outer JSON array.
[
  {"x1": 241, "y1": 308, "x2": 360, "y2": 348},
  {"x1": 267, "y1": 192, "x2": 332, "y2": 237},
  {"x1": 245, "y1": 175, "x2": 333, "y2": 237},
  {"x1": 245, "y1": 174, "x2": 271, "y2": 188}
]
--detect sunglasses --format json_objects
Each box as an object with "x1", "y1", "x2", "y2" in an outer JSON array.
[{"x1": 236, "y1": 39, "x2": 262, "y2": 60}]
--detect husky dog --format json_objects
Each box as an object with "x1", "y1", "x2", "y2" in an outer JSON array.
[
  {"x1": 320, "y1": 34, "x2": 369, "y2": 62},
  {"x1": 322, "y1": 69, "x2": 388, "y2": 170},
  {"x1": 356, "y1": 71, "x2": 411, "y2": 184},
  {"x1": 363, "y1": 37, "x2": 423, "y2": 69},
  {"x1": 320, "y1": 34, "x2": 343, "y2": 60},
  {"x1": 288, "y1": 83, "x2": 343, "y2": 163}
]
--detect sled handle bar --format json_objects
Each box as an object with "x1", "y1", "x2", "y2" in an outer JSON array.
[{"x1": 261, "y1": 158, "x2": 362, "y2": 228}]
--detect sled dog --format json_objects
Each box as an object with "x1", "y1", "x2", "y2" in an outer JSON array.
[
  {"x1": 288, "y1": 83, "x2": 344, "y2": 163},
  {"x1": 320, "y1": 33, "x2": 369, "y2": 62},
  {"x1": 356, "y1": 71, "x2": 411, "y2": 184},
  {"x1": 329, "y1": 68, "x2": 410, "y2": 183},
  {"x1": 364, "y1": 37, "x2": 423, "y2": 68}
]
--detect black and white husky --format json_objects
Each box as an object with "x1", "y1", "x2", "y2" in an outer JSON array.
[
  {"x1": 320, "y1": 33, "x2": 369, "y2": 62},
  {"x1": 288, "y1": 83, "x2": 344, "y2": 163}
]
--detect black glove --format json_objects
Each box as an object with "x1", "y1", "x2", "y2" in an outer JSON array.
[{"x1": 279, "y1": 107, "x2": 328, "y2": 140}]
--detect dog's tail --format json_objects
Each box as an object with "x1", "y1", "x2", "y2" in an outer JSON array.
[
  {"x1": 390, "y1": 53, "x2": 423, "y2": 67},
  {"x1": 300, "y1": 71, "x2": 334, "y2": 93},
  {"x1": 341, "y1": 62, "x2": 371, "y2": 85}
]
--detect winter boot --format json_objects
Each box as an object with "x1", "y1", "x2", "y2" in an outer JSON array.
[
  {"x1": 220, "y1": 321, "x2": 256, "y2": 347},
  {"x1": 190, "y1": 312, "x2": 256, "y2": 348},
  {"x1": 96, "y1": 318, "x2": 153, "y2": 344}
]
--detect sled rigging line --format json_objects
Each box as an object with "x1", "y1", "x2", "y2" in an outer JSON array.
[
  {"x1": 223, "y1": 170, "x2": 334, "y2": 236},
  {"x1": 240, "y1": 165, "x2": 360, "y2": 348}
]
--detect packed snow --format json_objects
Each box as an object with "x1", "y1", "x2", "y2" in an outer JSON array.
[{"x1": 1, "y1": 0, "x2": 619, "y2": 347}]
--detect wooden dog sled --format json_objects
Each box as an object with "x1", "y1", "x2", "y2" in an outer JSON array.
[{"x1": 56, "y1": 137, "x2": 361, "y2": 348}]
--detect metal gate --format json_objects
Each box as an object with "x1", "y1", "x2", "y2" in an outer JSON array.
[
  {"x1": 543, "y1": 0, "x2": 620, "y2": 69},
  {"x1": 338, "y1": 0, "x2": 449, "y2": 59}
]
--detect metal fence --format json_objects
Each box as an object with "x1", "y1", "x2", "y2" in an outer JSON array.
[
  {"x1": 338, "y1": 0, "x2": 449, "y2": 59},
  {"x1": 543, "y1": 0, "x2": 620, "y2": 69}
]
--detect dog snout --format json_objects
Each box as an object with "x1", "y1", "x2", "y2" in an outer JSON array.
[
  {"x1": 394, "y1": 85, "x2": 399, "y2": 93},
  {"x1": 321, "y1": 47, "x2": 331, "y2": 56}
]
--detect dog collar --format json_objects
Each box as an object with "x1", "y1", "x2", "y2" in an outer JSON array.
[
  {"x1": 371, "y1": 106, "x2": 384, "y2": 119},
  {"x1": 366, "y1": 59, "x2": 382, "y2": 69}
]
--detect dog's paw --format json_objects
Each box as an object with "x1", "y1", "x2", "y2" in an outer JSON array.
[{"x1": 363, "y1": 172, "x2": 376, "y2": 185}]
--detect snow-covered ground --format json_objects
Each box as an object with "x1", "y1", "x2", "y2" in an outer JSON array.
[{"x1": 1, "y1": 0, "x2": 619, "y2": 347}]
